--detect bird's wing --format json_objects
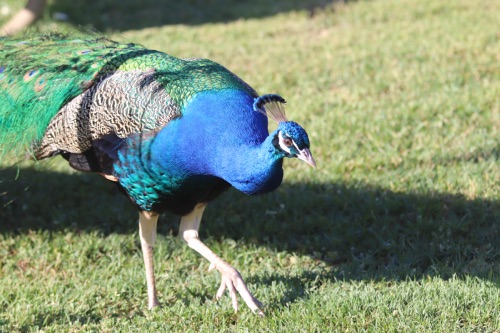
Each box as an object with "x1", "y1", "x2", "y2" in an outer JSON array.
[{"x1": 0, "y1": 33, "x2": 158, "y2": 157}]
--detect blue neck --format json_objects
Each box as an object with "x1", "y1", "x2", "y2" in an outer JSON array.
[
  {"x1": 149, "y1": 90, "x2": 285, "y2": 195},
  {"x1": 209, "y1": 131, "x2": 284, "y2": 194}
]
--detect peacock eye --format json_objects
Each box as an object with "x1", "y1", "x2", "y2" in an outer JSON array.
[{"x1": 283, "y1": 138, "x2": 293, "y2": 147}]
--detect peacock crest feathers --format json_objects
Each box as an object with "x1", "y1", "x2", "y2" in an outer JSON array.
[{"x1": 253, "y1": 94, "x2": 287, "y2": 123}]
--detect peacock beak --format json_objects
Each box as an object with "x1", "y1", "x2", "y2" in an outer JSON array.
[{"x1": 297, "y1": 148, "x2": 317, "y2": 169}]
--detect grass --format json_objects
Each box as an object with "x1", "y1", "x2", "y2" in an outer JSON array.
[{"x1": 1, "y1": 0, "x2": 499, "y2": 332}]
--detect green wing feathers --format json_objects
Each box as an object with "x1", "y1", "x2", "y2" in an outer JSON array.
[{"x1": 0, "y1": 33, "x2": 152, "y2": 156}]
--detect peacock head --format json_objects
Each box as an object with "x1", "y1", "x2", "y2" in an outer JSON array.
[{"x1": 254, "y1": 94, "x2": 316, "y2": 168}]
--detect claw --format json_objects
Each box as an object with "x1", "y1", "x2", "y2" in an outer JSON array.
[
  {"x1": 255, "y1": 309, "x2": 265, "y2": 317},
  {"x1": 208, "y1": 262, "x2": 216, "y2": 272},
  {"x1": 228, "y1": 282, "x2": 238, "y2": 312},
  {"x1": 210, "y1": 262, "x2": 264, "y2": 315},
  {"x1": 216, "y1": 279, "x2": 225, "y2": 299}
]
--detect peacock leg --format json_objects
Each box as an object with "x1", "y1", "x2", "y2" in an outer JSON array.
[
  {"x1": 139, "y1": 211, "x2": 160, "y2": 309},
  {"x1": 179, "y1": 204, "x2": 264, "y2": 316}
]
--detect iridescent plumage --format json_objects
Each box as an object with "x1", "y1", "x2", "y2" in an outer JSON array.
[{"x1": 0, "y1": 33, "x2": 315, "y2": 314}]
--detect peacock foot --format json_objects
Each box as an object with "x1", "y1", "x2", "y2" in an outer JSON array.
[{"x1": 208, "y1": 261, "x2": 264, "y2": 316}]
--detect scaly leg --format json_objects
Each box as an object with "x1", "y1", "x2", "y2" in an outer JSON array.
[
  {"x1": 139, "y1": 211, "x2": 160, "y2": 309},
  {"x1": 179, "y1": 203, "x2": 264, "y2": 316}
]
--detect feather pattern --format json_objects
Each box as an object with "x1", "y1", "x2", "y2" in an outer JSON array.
[
  {"x1": 36, "y1": 70, "x2": 179, "y2": 158},
  {"x1": 0, "y1": 34, "x2": 150, "y2": 155},
  {"x1": 0, "y1": 33, "x2": 256, "y2": 157}
]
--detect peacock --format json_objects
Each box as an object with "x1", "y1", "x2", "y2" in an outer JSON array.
[{"x1": 0, "y1": 33, "x2": 316, "y2": 315}]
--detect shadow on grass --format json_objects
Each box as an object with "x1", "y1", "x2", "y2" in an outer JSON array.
[
  {"x1": 48, "y1": 0, "x2": 340, "y2": 31},
  {"x1": 1, "y1": 163, "x2": 498, "y2": 302}
]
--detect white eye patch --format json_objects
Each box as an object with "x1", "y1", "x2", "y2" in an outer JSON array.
[{"x1": 278, "y1": 131, "x2": 292, "y2": 154}]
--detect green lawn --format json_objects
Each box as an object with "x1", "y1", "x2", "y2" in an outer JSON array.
[{"x1": 1, "y1": 0, "x2": 499, "y2": 332}]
